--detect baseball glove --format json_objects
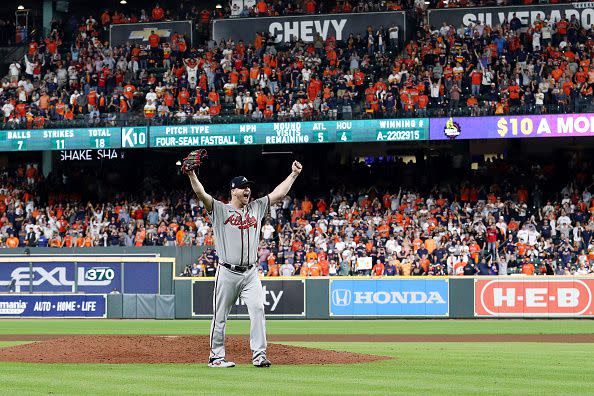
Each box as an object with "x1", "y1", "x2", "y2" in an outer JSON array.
[{"x1": 179, "y1": 149, "x2": 208, "y2": 174}]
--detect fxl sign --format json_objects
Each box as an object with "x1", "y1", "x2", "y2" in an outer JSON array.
[
  {"x1": 330, "y1": 279, "x2": 449, "y2": 317},
  {"x1": 0, "y1": 262, "x2": 120, "y2": 293}
]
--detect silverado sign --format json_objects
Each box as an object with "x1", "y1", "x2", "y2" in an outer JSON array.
[{"x1": 428, "y1": 3, "x2": 594, "y2": 29}]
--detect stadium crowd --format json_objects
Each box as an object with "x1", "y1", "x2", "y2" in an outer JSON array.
[
  {"x1": 2, "y1": 155, "x2": 594, "y2": 277},
  {"x1": 2, "y1": 1, "x2": 593, "y2": 129}
]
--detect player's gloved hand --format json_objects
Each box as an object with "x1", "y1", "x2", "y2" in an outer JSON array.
[{"x1": 179, "y1": 149, "x2": 208, "y2": 174}]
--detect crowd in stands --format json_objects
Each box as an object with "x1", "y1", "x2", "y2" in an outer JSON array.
[
  {"x1": 2, "y1": 1, "x2": 593, "y2": 129},
  {"x1": 3, "y1": 155, "x2": 594, "y2": 277}
]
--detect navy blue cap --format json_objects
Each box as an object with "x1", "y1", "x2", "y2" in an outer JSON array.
[{"x1": 230, "y1": 176, "x2": 254, "y2": 189}]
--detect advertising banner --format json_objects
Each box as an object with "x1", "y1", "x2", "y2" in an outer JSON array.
[
  {"x1": 428, "y1": 3, "x2": 594, "y2": 29},
  {"x1": 149, "y1": 118, "x2": 428, "y2": 148},
  {"x1": 475, "y1": 278, "x2": 594, "y2": 317},
  {"x1": 212, "y1": 11, "x2": 406, "y2": 43},
  {"x1": 192, "y1": 279, "x2": 305, "y2": 317},
  {"x1": 430, "y1": 114, "x2": 594, "y2": 141},
  {"x1": 329, "y1": 279, "x2": 449, "y2": 317},
  {"x1": 0, "y1": 261, "x2": 159, "y2": 294},
  {"x1": 0, "y1": 294, "x2": 106, "y2": 317},
  {"x1": 109, "y1": 20, "x2": 193, "y2": 47}
]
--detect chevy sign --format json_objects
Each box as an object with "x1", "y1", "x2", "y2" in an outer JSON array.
[
  {"x1": 212, "y1": 11, "x2": 406, "y2": 44},
  {"x1": 329, "y1": 279, "x2": 449, "y2": 317}
]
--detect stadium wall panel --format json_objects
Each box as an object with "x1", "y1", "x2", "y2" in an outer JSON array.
[
  {"x1": 174, "y1": 279, "x2": 193, "y2": 319},
  {"x1": 306, "y1": 278, "x2": 329, "y2": 319},
  {"x1": 449, "y1": 278, "x2": 474, "y2": 319},
  {"x1": 107, "y1": 294, "x2": 123, "y2": 319}
]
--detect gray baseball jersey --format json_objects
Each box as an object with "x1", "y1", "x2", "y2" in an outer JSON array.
[
  {"x1": 209, "y1": 196, "x2": 269, "y2": 266},
  {"x1": 208, "y1": 195, "x2": 270, "y2": 363}
]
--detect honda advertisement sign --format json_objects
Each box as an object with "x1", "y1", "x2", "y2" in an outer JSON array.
[
  {"x1": 0, "y1": 294, "x2": 106, "y2": 317},
  {"x1": 109, "y1": 20, "x2": 193, "y2": 47},
  {"x1": 329, "y1": 279, "x2": 449, "y2": 317},
  {"x1": 0, "y1": 260, "x2": 159, "y2": 294},
  {"x1": 475, "y1": 278, "x2": 594, "y2": 317},
  {"x1": 212, "y1": 11, "x2": 406, "y2": 43},
  {"x1": 192, "y1": 279, "x2": 305, "y2": 317},
  {"x1": 428, "y1": 3, "x2": 594, "y2": 30}
]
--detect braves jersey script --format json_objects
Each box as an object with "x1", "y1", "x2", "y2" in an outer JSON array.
[{"x1": 209, "y1": 196, "x2": 269, "y2": 266}]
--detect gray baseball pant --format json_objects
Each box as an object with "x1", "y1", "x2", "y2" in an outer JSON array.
[{"x1": 209, "y1": 265, "x2": 267, "y2": 361}]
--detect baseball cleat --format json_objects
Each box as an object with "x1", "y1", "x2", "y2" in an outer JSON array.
[
  {"x1": 253, "y1": 355, "x2": 272, "y2": 367},
  {"x1": 208, "y1": 358, "x2": 236, "y2": 368}
]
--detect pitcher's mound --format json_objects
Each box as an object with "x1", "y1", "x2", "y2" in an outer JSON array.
[{"x1": 0, "y1": 335, "x2": 389, "y2": 365}]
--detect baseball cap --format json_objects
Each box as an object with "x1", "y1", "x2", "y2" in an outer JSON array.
[{"x1": 230, "y1": 176, "x2": 254, "y2": 189}]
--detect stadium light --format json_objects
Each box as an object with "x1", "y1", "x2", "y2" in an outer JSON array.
[
  {"x1": 120, "y1": 0, "x2": 127, "y2": 4},
  {"x1": 17, "y1": 5, "x2": 25, "y2": 10},
  {"x1": 215, "y1": 3, "x2": 222, "y2": 9}
]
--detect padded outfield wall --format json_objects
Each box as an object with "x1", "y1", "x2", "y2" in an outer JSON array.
[
  {"x1": 177, "y1": 276, "x2": 594, "y2": 319},
  {"x1": 0, "y1": 248, "x2": 593, "y2": 319}
]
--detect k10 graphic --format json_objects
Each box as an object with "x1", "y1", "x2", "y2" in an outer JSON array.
[
  {"x1": 475, "y1": 279, "x2": 594, "y2": 317},
  {"x1": 430, "y1": 114, "x2": 594, "y2": 140},
  {"x1": 192, "y1": 279, "x2": 305, "y2": 317},
  {"x1": 0, "y1": 294, "x2": 106, "y2": 317},
  {"x1": 0, "y1": 126, "x2": 148, "y2": 152},
  {"x1": 0, "y1": 261, "x2": 159, "y2": 293},
  {"x1": 330, "y1": 279, "x2": 449, "y2": 316}
]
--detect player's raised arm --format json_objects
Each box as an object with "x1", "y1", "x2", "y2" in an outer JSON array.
[
  {"x1": 181, "y1": 150, "x2": 212, "y2": 211},
  {"x1": 188, "y1": 170, "x2": 213, "y2": 212},
  {"x1": 268, "y1": 161, "x2": 302, "y2": 205}
]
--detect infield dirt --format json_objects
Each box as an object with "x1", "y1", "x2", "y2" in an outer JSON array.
[
  {"x1": 0, "y1": 333, "x2": 592, "y2": 364},
  {"x1": 0, "y1": 335, "x2": 390, "y2": 364}
]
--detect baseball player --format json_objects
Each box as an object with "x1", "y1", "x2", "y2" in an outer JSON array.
[{"x1": 187, "y1": 159, "x2": 302, "y2": 368}]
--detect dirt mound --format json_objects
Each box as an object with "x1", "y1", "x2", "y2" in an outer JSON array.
[{"x1": 0, "y1": 335, "x2": 389, "y2": 365}]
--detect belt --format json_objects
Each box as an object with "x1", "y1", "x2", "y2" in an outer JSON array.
[{"x1": 220, "y1": 262, "x2": 254, "y2": 273}]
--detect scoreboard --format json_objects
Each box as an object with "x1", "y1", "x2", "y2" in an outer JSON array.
[
  {"x1": 2, "y1": 114, "x2": 590, "y2": 152},
  {"x1": 0, "y1": 119, "x2": 428, "y2": 152},
  {"x1": 148, "y1": 118, "x2": 429, "y2": 147},
  {"x1": 0, "y1": 126, "x2": 148, "y2": 151},
  {"x1": 1, "y1": 127, "x2": 123, "y2": 151}
]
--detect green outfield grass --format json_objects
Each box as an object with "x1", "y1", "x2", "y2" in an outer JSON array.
[
  {"x1": 0, "y1": 342, "x2": 30, "y2": 347},
  {"x1": 1, "y1": 320, "x2": 594, "y2": 395},
  {"x1": 0, "y1": 319, "x2": 593, "y2": 335}
]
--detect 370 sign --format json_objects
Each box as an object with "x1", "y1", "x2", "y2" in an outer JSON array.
[
  {"x1": 0, "y1": 264, "x2": 120, "y2": 293},
  {"x1": 475, "y1": 279, "x2": 594, "y2": 317}
]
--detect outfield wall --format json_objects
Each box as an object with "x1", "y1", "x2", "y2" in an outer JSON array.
[
  {"x1": 180, "y1": 277, "x2": 594, "y2": 319},
  {"x1": 0, "y1": 248, "x2": 592, "y2": 319}
]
